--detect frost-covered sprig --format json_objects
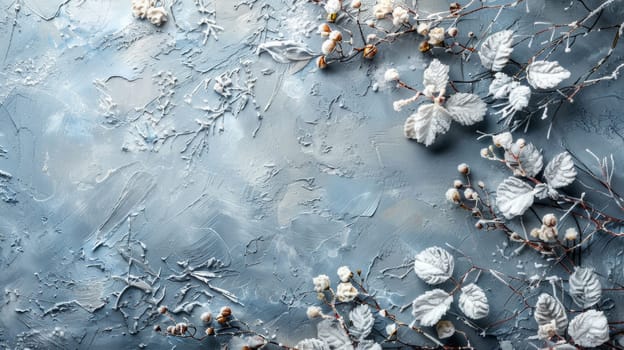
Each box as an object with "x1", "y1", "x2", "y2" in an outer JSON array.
[{"x1": 393, "y1": 59, "x2": 486, "y2": 146}]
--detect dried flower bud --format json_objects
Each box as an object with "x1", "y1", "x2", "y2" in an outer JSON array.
[
  {"x1": 416, "y1": 22, "x2": 430, "y2": 36},
  {"x1": 329, "y1": 30, "x2": 342, "y2": 42},
  {"x1": 317, "y1": 56, "x2": 328, "y2": 69},
  {"x1": 492, "y1": 132, "x2": 513, "y2": 148},
  {"x1": 321, "y1": 39, "x2": 336, "y2": 55},
  {"x1": 419, "y1": 41, "x2": 431, "y2": 52},
  {"x1": 447, "y1": 27, "x2": 458, "y2": 37},
  {"x1": 220, "y1": 306, "x2": 232, "y2": 318},
  {"x1": 153, "y1": 325, "x2": 161, "y2": 332},
  {"x1": 530, "y1": 228, "x2": 541, "y2": 238},
  {"x1": 337, "y1": 265, "x2": 352, "y2": 282},
  {"x1": 384, "y1": 68, "x2": 400, "y2": 82},
  {"x1": 464, "y1": 188, "x2": 474, "y2": 199},
  {"x1": 166, "y1": 325, "x2": 176, "y2": 335},
  {"x1": 201, "y1": 312, "x2": 212, "y2": 323},
  {"x1": 450, "y1": 2, "x2": 461, "y2": 14},
  {"x1": 366, "y1": 34, "x2": 377, "y2": 43},
  {"x1": 445, "y1": 188, "x2": 461, "y2": 204},
  {"x1": 176, "y1": 322, "x2": 188, "y2": 335},
  {"x1": 318, "y1": 23, "x2": 331, "y2": 36},
  {"x1": 477, "y1": 181, "x2": 485, "y2": 189},
  {"x1": 475, "y1": 221, "x2": 483, "y2": 230},
  {"x1": 216, "y1": 315, "x2": 227, "y2": 325},
  {"x1": 205, "y1": 327, "x2": 215, "y2": 336},
  {"x1": 365, "y1": 19, "x2": 375, "y2": 27},
  {"x1": 351, "y1": 0, "x2": 361, "y2": 8},
  {"x1": 515, "y1": 138, "x2": 526, "y2": 148},
  {"x1": 363, "y1": 45, "x2": 378, "y2": 59},
  {"x1": 468, "y1": 31, "x2": 475, "y2": 38},
  {"x1": 564, "y1": 227, "x2": 578, "y2": 241},
  {"x1": 480, "y1": 148, "x2": 489, "y2": 158},
  {"x1": 428, "y1": 27, "x2": 446, "y2": 45},
  {"x1": 453, "y1": 179, "x2": 463, "y2": 188},
  {"x1": 542, "y1": 213, "x2": 557, "y2": 227},
  {"x1": 306, "y1": 306, "x2": 323, "y2": 319},
  {"x1": 457, "y1": 163, "x2": 470, "y2": 175},
  {"x1": 379, "y1": 309, "x2": 388, "y2": 317},
  {"x1": 158, "y1": 306, "x2": 168, "y2": 314}
]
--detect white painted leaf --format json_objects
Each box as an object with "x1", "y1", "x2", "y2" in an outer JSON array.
[
  {"x1": 412, "y1": 289, "x2": 453, "y2": 327},
  {"x1": 544, "y1": 152, "x2": 577, "y2": 189},
  {"x1": 458, "y1": 283, "x2": 489, "y2": 320},
  {"x1": 508, "y1": 85, "x2": 531, "y2": 112},
  {"x1": 489, "y1": 72, "x2": 518, "y2": 99},
  {"x1": 257, "y1": 40, "x2": 316, "y2": 64},
  {"x1": 569, "y1": 267, "x2": 602, "y2": 309},
  {"x1": 527, "y1": 60, "x2": 571, "y2": 89},
  {"x1": 496, "y1": 177, "x2": 535, "y2": 219},
  {"x1": 296, "y1": 339, "x2": 331, "y2": 350},
  {"x1": 317, "y1": 320, "x2": 354, "y2": 350},
  {"x1": 349, "y1": 305, "x2": 374, "y2": 340},
  {"x1": 479, "y1": 30, "x2": 514, "y2": 71},
  {"x1": 436, "y1": 320, "x2": 455, "y2": 339},
  {"x1": 506, "y1": 142, "x2": 543, "y2": 177},
  {"x1": 534, "y1": 293, "x2": 568, "y2": 335},
  {"x1": 403, "y1": 104, "x2": 452, "y2": 146},
  {"x1": 423, "y1": 59, "x2": 449, "y2": 94},
  {"x1": 413, "y1": 246, "x2": 455, "y2": 285},
  {"x1": 568, "y1": 310, "x2": 610, "y2": 347},
  {"x1": 445, "y1": 93, "x2": 487, "y2": 126},
  {"x1": 356, "y1": 341, "x2": 381, "y2": 350}
]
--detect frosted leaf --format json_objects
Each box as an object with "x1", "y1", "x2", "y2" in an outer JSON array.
[
  {"x1": 458, "y1": 283, "x2": 489, "y2": 320},
  {"x1": 317, "y1": 320, "x2": 354, "y2": 350},
  {"x1": 423, "y1": 59, "x2": 449, "y2": 94},
  {"x1": 436, "y1": 320, "x2": 455, "y2": 339},
  {"x1": 479, "y1": 30, "x2": 514, "y2": 71},
  {"x1": 544, "y1": 152, "x2": 577, "y2": 189},
  {"x1": 508, "y1": 85, "x2": 531, "y2": 111},
  {"x1": 527, "y1": 60, "x2": 571, "y2": 89},
  {"x1": 445, "y1": 93, "x2": 487, "y2": 126},
  {"x1": 356, "y1": 341, "x2": 381, "y2": 350},
  {"x1": 534, "y1": 183, "x2": 549, "y2": 200},
  {"x1": 506, "y1": 142, "x2": 543, "y2": 177},
  {"x1": 413, "y1": 246, "x2": 455, "y2": 285},
  {"x1": 496, "y1": 177, "x2": 535, "y2": 219},
  {"x1": 296, "y1": 339, "x2": 331, "y2": 350},
  {"x1": 569, "y1": 267, "x2": 602, "y2": 309},
  {"x1": 534, "y1": 293, "x2": 568, "y2": 335},
  {"x1": 257, "y1": 41, "x2": 316, "y2": 64},
  {"x1": 489, "y1": 73, "x2": 518, "y2": 99},
  {"x1": 349, "y1": 305, "x2": 374, "y2": 340},
  {"x1": 568, "y1": 310, "x2": 609, "y2": 347},
  {"x1": 403, "y1": 104, "x2": 452, "y2": 146},
  {"x1": 412, "y1": 289, "x2": 453, "y2": 327}
]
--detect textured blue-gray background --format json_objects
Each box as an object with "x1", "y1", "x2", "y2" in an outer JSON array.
[{"x1": 1, "y1": 0, "x2": 623, "y2": 349}]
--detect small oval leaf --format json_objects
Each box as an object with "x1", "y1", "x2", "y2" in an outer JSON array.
[
  {"x1": 544, "y1": 152, "x2": 577, "y2": 189},
  {"x1": 527, "y1": 60, "x2": 571, "y2": 89},
  {"x1": 534, "y1": 293, "x2": 568, "y2": 335},
  {"x1": 479, "y1": 30, "x2": 514, "y2": 71},
  {"x1": 496, "y1": 177, "x2": 535, "y2": 219}
]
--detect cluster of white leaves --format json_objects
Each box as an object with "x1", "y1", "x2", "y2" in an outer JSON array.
[
  {"x1": 411, "y1": 247, "x2": 490, "y2": 327},
  {"x1": 487, "y1": 133, "x2": 577, "y2": 218},
  {"x1": 403, "y1": 60, "x2": 486, "y2": 146},
  {"x1": 489, "y1": 73, "x2": 532, "y2": 123}
]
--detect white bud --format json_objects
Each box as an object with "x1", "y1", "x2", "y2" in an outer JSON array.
[
  {"x1": 542, "y1": 213, "x2": 557, "y2": 227},
  {"x1": 428, "y1": 27, "x2": 445, "y2": 45},
  {"x1": 351, "y1": 0, "x2": 361, "y2": 8},
  {"x1": 306, "y1": 306, "x2": 323, "y2": 319},
  {"x1": 384, "y1": 68, "x2": 400, "y2": 82},
  {"x1": 453, "y1": 179, "x2": 463, "y2": 188},
  {"x1": 337, "y1": 266, "x2": 352, "y2": 282},
  {"x1": 445, "y1": 188, "x2": 461, "y2": 203},
  {"x1": 321, "y1": 39, "x2": 336, "y2": 55},
  {"x1": 564, "y1": 227, "x2": 578, "y2": 241},
  {"x1": 416, "y1": 22, "x2": 430, "y2": 35},
  {"x1": 457, "y1": 163, "x2": 470, "y2": 175},
  {"x1": 492, "y1": 132, "x2": 513, "y2": 148}
]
